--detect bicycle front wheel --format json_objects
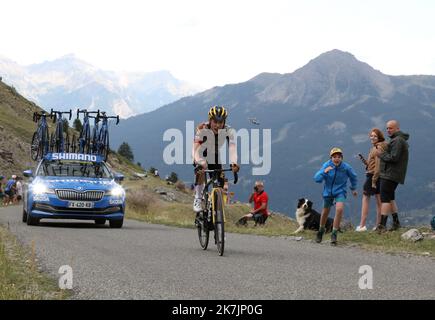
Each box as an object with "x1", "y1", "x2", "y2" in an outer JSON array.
[
  {"x1": 197, "y1": 215, "x2": 210, "y2": 250},
  {"x1": 214, "y1": 190, "x2": 225, "y2": 256}
]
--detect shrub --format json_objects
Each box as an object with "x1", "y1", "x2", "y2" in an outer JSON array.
[
  {"x1": 174, "y1": 181, "x2": 186, "y2": 193},
  {"x1": 126, "y1": 188, "x2": 155, "y2": 212}
]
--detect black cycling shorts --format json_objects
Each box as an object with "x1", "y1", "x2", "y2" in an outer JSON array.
[
  {"x1": 380, "y1": 178, "x2": 398, "y2": 203},
  {"x1": 363, "y1": 173, "x2": 380, "y2": 196},
  {"x1": 207, "y1": 164, "x2": 225, "y2": 187}
]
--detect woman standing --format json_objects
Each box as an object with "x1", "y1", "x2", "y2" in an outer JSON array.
[{"x1": 356, "y1": 128, "x2": 388, "y2": 231}]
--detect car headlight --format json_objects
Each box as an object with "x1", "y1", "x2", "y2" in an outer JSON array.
[
  {"x1": 108, "y1": 186, "x2": 125, "y2": 197},
  {"x1": 32, "y1": 183, "x2": 54, "y2": 195}
]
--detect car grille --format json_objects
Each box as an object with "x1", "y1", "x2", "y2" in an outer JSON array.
[
  {"x1": 55, "y1": 189, "x2": 105, "y2": 201},
  {"x1": 34, "y1": 203, "x2": 121, "y2": 214}
]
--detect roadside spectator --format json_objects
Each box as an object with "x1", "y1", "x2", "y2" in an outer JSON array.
[
  {"x1": 4, "y1": 175, "x2": 17, "y2": 206},
  {"x1": 0, "y1": 175, "x2": 4, "y2": 204},
  {"x1": 236, "y1": 181, "x2": 270, "y2": 226},
  {"x1": 356, "y1": 128, "x2": 388, "y2": 232},
  {"x1": 375, "y1": 120, "x2": 409, "y2": 232},
  {"x1": 14, "y1": 176, "x2": 23, "y2": 204},
  {"x1": 314, "y1": 148, "x2": 358, "y2": 246}
]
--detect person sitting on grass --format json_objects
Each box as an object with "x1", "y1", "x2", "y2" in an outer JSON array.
[
  {"x1": 0, "y1": 175, "x2": 4, "y2": 205},
  {"x1": 313, "y1": 148, "x2": 358, "y2": 246},
  {"x1": 14, "y1": 176, "x2": 23, "y2": 204},
  {"x1": 4, "y1": 175, "x2": 17, "y2": 206},
  {"x1": 236, "y1": 181, "x2": 270, "y2": 226}
]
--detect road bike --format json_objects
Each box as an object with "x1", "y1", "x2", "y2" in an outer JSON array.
[
  {"x1": 49, "y1": 109, "x2": 72, "y2": 153},
  {"x1": 95, "y1": 112, "x2": 119, "y2": 161},
  {"x1": 195, "y1": 165, "x2": 238, "y2": 256},
  {"x1": 31, "y1": 111, "x2": 50, "y2": 160},
  {"x1": 76, "y1": 109, "x2": 99, "y2": 154}
]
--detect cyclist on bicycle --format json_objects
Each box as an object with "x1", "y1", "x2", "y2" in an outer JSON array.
[{"x1": 192, "y1": 106, "x2": 239, "y2": 221}]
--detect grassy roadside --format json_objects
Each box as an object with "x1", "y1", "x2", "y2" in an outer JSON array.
[
  {"x1": 124, "y1": 175, "x2": 435, "y2": 258},
  {"x1": 0, "y1": 225, "x2": 69, "y2": 300}
]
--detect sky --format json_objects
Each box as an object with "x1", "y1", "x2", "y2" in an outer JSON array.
[{"x1": 1, "y1": 0, "x2": 435, "y2": 89}]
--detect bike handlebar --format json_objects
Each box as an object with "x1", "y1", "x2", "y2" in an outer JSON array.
[
  {"x1": 75, "y1": 108, "x2": 119, "y2": 125},
  {"x1": 88, "y1": 115, "x2": 100, "y2": 123},
  {"x1": 32, "y1": 111, "x2": 48, "y2": 123},
  {"x1": 50, "y1": 109, "x2": 72, "y2": 122},
  {"x1": 76, "y1": 109, "x2": 100, "y2": 119},
  {"x1": 98, "y1": 114, "x2": 120, "y2": 125},
  {"x1": 195, "y1": 165, "x2": 238, "y2": 184}
]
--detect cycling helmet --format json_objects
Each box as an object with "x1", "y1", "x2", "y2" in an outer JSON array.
[
  {"x1": 330, "y1": 147, "x2": 343, "y2": 158},
  {"x1": 208, "y1": 105, "x2": 228, "y2": 122}
]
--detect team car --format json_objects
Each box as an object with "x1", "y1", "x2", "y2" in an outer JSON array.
[{"x1": 22, "y1": 153, "x2": 125, "y2": 228}]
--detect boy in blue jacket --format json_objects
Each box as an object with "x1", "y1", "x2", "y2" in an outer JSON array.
[{"x1": 314, "y1": 148, "x2": 358, "y2": 245}]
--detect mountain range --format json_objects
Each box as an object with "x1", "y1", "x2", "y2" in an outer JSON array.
[
  {"x1": 111, "y1": 49, "x2": 435, "y2": 226},
  {"x1": 0, "y1": 54, "x2": 201, "y2": 118}
]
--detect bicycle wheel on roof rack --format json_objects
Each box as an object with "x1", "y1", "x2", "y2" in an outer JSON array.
[
  {"x1": 42, "y1": 126, "x2": 50, "y2": 157},
  {"x1": 49, "y1": 132, "x2": 55, "y2": 153},
  {"x1": 70, "y1": 134, "x2": 77, "y2": 153},
  {"x1": 83, "y1": 130, "x2": 91, "y2": 154},
  {"x1": 100, "y1": 133, "x2": 110, "y2": 161},
  {"x1": 30, "y1": 131, "x2": 41, "y2": 161},
  {"x1": 64, "y1": 130, "x2": 70, "y2": 153}
]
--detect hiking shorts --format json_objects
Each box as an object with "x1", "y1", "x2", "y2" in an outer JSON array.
[
  {"x1": 380, "y1": 178, "x2": 398, "y2": 203},
  {"x1": 323, "y1": 194, "x2": 346, "y2": 209},
  {"x1": 5, "y1": 190, "x2": 14, "y2": 197},
  {"x1": 363, "y1": 173, "x2": 380, "y2": 196}
]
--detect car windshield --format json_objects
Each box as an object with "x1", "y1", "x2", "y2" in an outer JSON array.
[{"x1": 37, "y1": 160, "x2": 112, "y2": 178}]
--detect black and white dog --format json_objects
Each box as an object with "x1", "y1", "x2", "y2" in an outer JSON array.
[{"x1": 294, "y1": 198, "x2": 333, "y2": 234}]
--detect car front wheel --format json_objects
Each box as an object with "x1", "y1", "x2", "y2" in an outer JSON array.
[
  {"x1": 26, "y1": 214, "x2": 39, "y2": 226},
  {"x1": 109, "y1": 219, "x2": 123, "y2": 228},
  {"x1": 22, "y1": 208, "x2": 28, "y2": 223}
]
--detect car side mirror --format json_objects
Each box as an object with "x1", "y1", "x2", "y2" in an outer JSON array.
[
  {"x1": 114, "y1": 173, "x2": 124, "y2": 182},
  {"x1": 23, "y1": 170, "x2": 33, "y2": 177}
]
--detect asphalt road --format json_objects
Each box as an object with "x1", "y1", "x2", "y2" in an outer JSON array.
[{"x1": 1, "y1": 205, "x2": 434, "y2": 299}]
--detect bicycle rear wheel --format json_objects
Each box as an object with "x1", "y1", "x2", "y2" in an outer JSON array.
[
  {"x1": 214, "y1": 190, "x2": 225, "y2": 256},
  {"x1": 197, "y1": 213, "x2": 210, "y2": 250},
  {"x1": 30, "y1": 132, "x2": 40, "y2": 161}
]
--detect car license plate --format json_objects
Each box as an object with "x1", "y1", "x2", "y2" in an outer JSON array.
[{"x1": 68, "y1": 201, "x2": 94, "y2": 209}]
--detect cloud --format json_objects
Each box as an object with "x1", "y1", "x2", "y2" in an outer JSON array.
[
  {"x1": 352, "y1": 134, "x2": 369, "y2": 144},
  {"x1": 326, "y1": 121, "x2": 346, "y2": 134}
]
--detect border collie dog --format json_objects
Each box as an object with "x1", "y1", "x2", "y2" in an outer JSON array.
[{"x1": 294, "y1": 198, "x2": 333, "y2": 234}]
